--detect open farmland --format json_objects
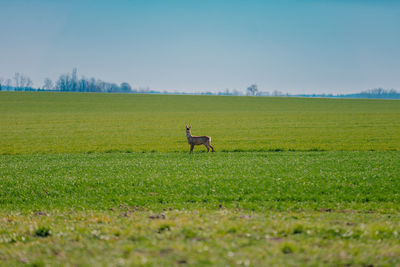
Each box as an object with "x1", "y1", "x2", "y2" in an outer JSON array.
[
  {"x1": 1, "y1": 92, "x2": 400, "y2": 154},
  {"x1": 1, "y1": 92, "x2": 400, "y2": 266}
]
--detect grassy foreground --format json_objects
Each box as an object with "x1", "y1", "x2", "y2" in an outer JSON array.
[
  {"x1": 1, "y1": 92, "x2": 400, "y2": 154},
  {"x1": 1, "y1": 209, "x2": 400, "y2": 266},
  {"x1": 1, "y1": 151, "x2": 400, "y2": 266}
]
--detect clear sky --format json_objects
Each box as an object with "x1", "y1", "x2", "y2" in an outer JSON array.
[{"x1": 0, "y1": 0, "x2": 399, "y2": 94}]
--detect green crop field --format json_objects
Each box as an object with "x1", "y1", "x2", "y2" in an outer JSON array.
[
  {"x1": 1, "y1": 92, "x2": 400, "y2": 266},
  {"x1": 1, "y1": 92, "x2": 400, "y2": 154}
]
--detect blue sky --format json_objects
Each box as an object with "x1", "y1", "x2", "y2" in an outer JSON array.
[{"x1": 0, "y1": 0, "x2": 399, "y2": 93}]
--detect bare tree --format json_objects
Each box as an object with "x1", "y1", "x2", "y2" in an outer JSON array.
[
  {"x1": 78, "y1": 77, "x2": 89, "y2": 92},
  {"x1": 246, "y1": 84, "x2": 258, "y2": 96},
  {"x1": 5, "y1": 79, "x2": 12, "y2": 89},
  {"x1": 12, "y1": 73, "x2": 33, "y2": 90},
  {"x1": 13, "y1": 73, "x2": 21, "y2": 88},
  {"x1": 71, "y1": 68, "x2": 78, "y2": 91},
  {"x1": 43, "y1": 78, "x2": 54, "y2": 90},
  {"x1": 56, "y1": 74, "x2": 68, "y2": 91},
  {"x1": 25, "y1": 77, "x2": 33, "y2": 89},
  {"x1": 20, "y1": 75, "x2": 27, "y2": 89}
]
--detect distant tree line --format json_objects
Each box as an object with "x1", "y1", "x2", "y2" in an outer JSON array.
[
  {"x1": 48, "y1": 68, "x2": 132, "y2": 93},
  {"x1": 295, "y1": 88, "x2": 400, "y2": 100},
  {"x1": 0, "y1": 68, "x2": 132, "y2": 93},
  {"x1": 1, "y1": 71, "x2": 399, "y2": 99},
  {"x1": 337, "y1": 88, "x2": 400, "y2": 99},
  {"x1": 0, "y1": 73, "x2": 34, "y2": 91}
]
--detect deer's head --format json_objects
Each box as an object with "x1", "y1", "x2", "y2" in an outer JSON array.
[{"x1": 186, "y1": 125, "x2": 191, "y2": 133}]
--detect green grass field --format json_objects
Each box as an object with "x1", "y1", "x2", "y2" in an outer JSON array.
[
  {"x1": 1, "y1": 92, "x2": 400, "y2": 266},
  {"x1": 1, "y1": 92, "x2": 400, "y2": 154},
  {"x1": 1, "y1": 152, "x2": 400, "y2": 212}
]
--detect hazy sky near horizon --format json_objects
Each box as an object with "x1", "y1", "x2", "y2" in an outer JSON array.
[{"x1": 1, "y1": 0, "x2": 399, "y2": 94}]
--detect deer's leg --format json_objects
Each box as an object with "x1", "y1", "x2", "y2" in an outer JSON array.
[
  {"x1": 204, "y1": 144, "x2": 210, "y2": 152},
  {"x1": 190, "y1": 144, "x2": 194, "y2": 153},
  {"x1": 209, "y1": 143, "x2": 215, "y2": 152}
]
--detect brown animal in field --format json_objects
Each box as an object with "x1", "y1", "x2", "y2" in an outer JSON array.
[{"x1": 186, "y1": 125, "x2": 214, "y2": 153}]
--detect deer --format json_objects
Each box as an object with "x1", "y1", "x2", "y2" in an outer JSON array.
[{"x1": 186, "y1": 125, "x2": 214, "y2": 153}]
